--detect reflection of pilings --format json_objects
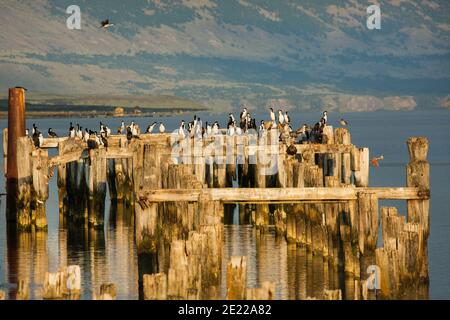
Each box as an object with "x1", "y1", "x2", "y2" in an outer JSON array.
[
  {"x1": 6, "y1": 224, "x2": 49, "y2": 299},
  {"x1": 108, "y1": 200, "x2": 137, "y2": 300},
  {"x1": 66, "y1": 159, "x2": 88, "y2": 225},
  {"x1": 88, "y1": 228, "x2": 107, "y2": 299}
]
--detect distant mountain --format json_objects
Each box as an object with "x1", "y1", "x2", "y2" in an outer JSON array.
[{"x1": 0, "y1": 0, "x2": 449, "y2": 112}]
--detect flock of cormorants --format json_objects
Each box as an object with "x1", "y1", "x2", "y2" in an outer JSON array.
[{"x1": 27, "y1": 109, "x2": 346, "y2": 150}]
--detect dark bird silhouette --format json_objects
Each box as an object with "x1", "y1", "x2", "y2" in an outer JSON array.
[
  {"x1": 48, "y1": 128, "x2": 58, "y2": 138},
  {"x1": 100, "y1": 132, "x2": 108, "y2": 150},
  {"x1": 15, "y1": 86, "x2": 27, "y2": 91},
  {"x1": 287, "y1": 143, "x2": 297, "y2": 156},
  {"x1": 100, "y1": 19, "x2": 114, "y2": 28}
]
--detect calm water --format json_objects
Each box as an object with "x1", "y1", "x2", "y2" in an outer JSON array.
[{"x1": 0, "y1": 110, "x2": 449, "y2": 299}]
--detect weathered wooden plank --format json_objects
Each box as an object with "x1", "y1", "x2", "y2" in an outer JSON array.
[
  {"x1": 49, "y1": 149, "x2": 89, "y2": 167},
  {"x1": 41, "y1": 137, "x2": 69, "y2": 148},
  {"x1": 137, "y1": 187, "x2": 425, "y2": 203}
]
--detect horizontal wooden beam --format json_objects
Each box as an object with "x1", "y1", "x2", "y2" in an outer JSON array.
[
  {"x1": 41, "y1": 137, "x2": 68, "y2": 148},
  {"x1": 49, "y1": 150, "x2": 88, "y2": 166},
  {"x1": 138, "y1": 187, "x2": 427, "y2": 203}
]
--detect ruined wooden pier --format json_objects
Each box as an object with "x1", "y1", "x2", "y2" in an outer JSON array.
[{"x1": 2, "y1": 88, "x2": 430, "y2": 300}]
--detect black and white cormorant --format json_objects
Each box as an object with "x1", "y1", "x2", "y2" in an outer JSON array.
[{"x1": 48, "y1": 128, "x2": 58, "y2": 138}]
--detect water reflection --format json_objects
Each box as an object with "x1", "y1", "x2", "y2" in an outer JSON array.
[
  {"x1": 6, "y1": 226, "x2": 48, "y2": 299},
  {"x1": 222, "y1": 224, "x2": 362, "y2": 300}
]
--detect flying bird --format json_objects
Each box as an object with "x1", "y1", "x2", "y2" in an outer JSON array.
[
  {"x1": 371, "y1": 155, "x2": 384, "y2": 167},
  {"x1": 340, "y1": 118, "x2": 348, "y2": 127},
  {"x1": 100, "y1": 19, "x2": 114, "y2": 29}
]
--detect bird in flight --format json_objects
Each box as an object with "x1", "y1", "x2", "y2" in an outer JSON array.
[
  {"x1": 100, "y1": 19, "x2": 114, "y2": 29},
  {"x1": 340, "y1": 118, "x2": 348, "y2": 127},
  {"x1": 371, "y1": 155, "x2": 384, "y2": 167}
]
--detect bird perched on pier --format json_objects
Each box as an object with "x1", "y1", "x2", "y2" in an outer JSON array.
[
  {"x1": 269, "y1": 108, "x2": 276, "y2": 123},
  {"x1": 371, "y1": 155, "x2": 384, "y2": 167},
  {"x1": 32, "y1": 123, "x2": 37, "y2": 135},
  {"x1": 146, "y1": 122, "x2": 157, "y2": 134},
  {"x1": 100, "y1": 132, "x2": 108, "y2": 150},
  {"x1": 126, "y1": 126, "x2": 140, "y2": 142},
  {"x1": 212, "y1": 121, "x2": 219, "y2": 135},
  {"x1": 119, "y1": 121, "x2": 125, "y2": 134},
  {"x1": 178, "y1": 120, "x2": 186, "y2": 139},
  {"x1": 32, "y1": 130, "x2": 40, "y2": 148},
  {"x1": 284, "y1": 111, "x2": 290, "y2": 124},
  {"x1": 83, "y1": 128, "x2": 90, "y2": 142},
  {"x1": 15, "y1": 86, "x2": 27, "y2": 91},
  {"x1": 227, "y1": 122, "x2": 235, "y2": 136},
  {"x1": 48, "y1": 128, "x2": 58, "y2": 138},
  {"x1": 159, "y1": 122, "x2": 166, "y2": 133},
  {"x1": 69, "y1": 122, "x2": 75, "y2": 138},
  {"x1": 205, "y1": 122, "x2": 212, "y2": 135},
  {"x1": 320, "y1": 111, "x2": 328, "y2": 126},
  {"x1": 240, "y1": 107, "x2": 247, "y2": 122},
  {"x1": 227, "y1": 113, "x2": 235, "y2": 129},
  {"x1": 25, "y1": 128, "x2": 29, "y2": 136},
  {"x1": 258, "y1": 120, "x2": 265, "y2": 133},
  {"x1": 100, "y1": 19, "x2": 114, "y2": 29},
  {"x1": 286, "y1": 142, "x2": 297, "y2": 156},
  {"x1": 77, "y1": 127, "x2": 84, "y2": 139},
  {"x1": 340, "y1": 118, "x2": 348, "y2": 127},
  {"x1": 278, "y1": 110, "x2": 285, "y2": 125}
]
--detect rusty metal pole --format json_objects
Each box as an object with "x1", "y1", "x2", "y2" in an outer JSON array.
[
  {"x1": 7, "y1": 88, "x2": 26, "y2": 179},
  {"x1": 6, "y1": 88, "x2": 26, "y2": 222}
]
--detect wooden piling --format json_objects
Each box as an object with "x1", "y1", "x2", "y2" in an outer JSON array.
[
  {"x1": 42, "y1": 265, "x2": 81, "y2": 300},
  {"x1": 354, "y1": 148, "x2": 369, "y2": 187},
  {"x1": 94, "y1": 283, "x2": 117, "y2": 300},
  {"x1": 14, "y1": 137, "x2": 33, "y2": 230},
  {"x1": 87, "y1": 148, "x2": 107, "y2": 228},
  {"x1": 246, "y1": 282, "x2": 275, "y2": 300},
  {"x1": 227, "y1": 256, "x2": 247, "y2": 300},
  {"x1": 31, "y1": 148, "x2": 49, "y2": 230},
  {"x1": 143, "y1": 273, "x2": 168, "y2": 300},
  {"x1": 16, "y1": 278, "x2": 30, "y2": 300}
]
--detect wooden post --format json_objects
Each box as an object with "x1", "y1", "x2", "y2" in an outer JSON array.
[
  {"x1": 167, "y1": 240, "x2": 189, "y2": 299},
  {"x1": 406, "y1": 137, "x2": 429, "y2": 282},
  {"x1": 355, "y1": 148, "x2": 369, "y2": 187},
  {"x1": 335, "y1": 128, "x2": 352, "y2": 184},
  {"x1": 135, "y1": 200, "x2": 158, "y2": 254},
  {"x1": 143, "y1": 273, "x2": 168, "y2": 300},
  {"x1": 14, "y1": 137, "x2": 33, "y2": 230},
  {"x1": 227, "y1": 256, "x2": 247, "y2": 300},
  {"x1": 246, "y1": 282, "x2": 275, "y2": 300},
  {"x1": 0, "y1": 290, "x2": 5, "y2": 300},
  {"x1": 358, "y1": 191, "x2": 379, "y2": 277},
  {"x1": 42, "y1": 265, "x2": 81, "y2": 300},
  {"x1": 94, "y1": 283, "x2": 117, "y2": 300},
  {"x1": 16, "y1": 279, "x2": 30, "y2": 300},
  {"x1": 57, "y1": 161, "x2": 68, "y2": 217},
  {"x1": 323, "y1": 289, "x2": 342, "y2": 300},
  {"x1": 406, "y1": 137, "x2": 430, "y2": 236},
  {"x1": 87, "y1": 148, "x2": 107, "y2": 228},
  {"x1": 31, "y1": 148, "x2": 49, "y2": 230}
]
